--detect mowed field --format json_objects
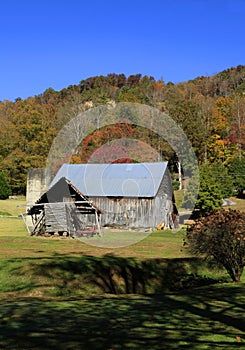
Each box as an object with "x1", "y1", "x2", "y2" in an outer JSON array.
[{"x1": 0, "y1": 198, "x2": 244, "y2": 349}]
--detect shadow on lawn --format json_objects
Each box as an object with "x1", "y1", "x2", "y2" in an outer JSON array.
[
  {"x1": 1, "y1": 256, "x2": 244, "y2": 349},
  {"x1": 31, "y1": 254, "x2": 228, "y2": 296},
  {"x1": 0, "y1": 285, "x2": 244, "y2": 349}
]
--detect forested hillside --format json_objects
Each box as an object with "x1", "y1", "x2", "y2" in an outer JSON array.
[{"x1": 0, "y1": 66, "x2": 245, "y2": 194}]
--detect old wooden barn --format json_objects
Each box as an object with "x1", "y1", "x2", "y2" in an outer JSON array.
[
  {"x1": 53, "y1": 162, "x2": 176, "y2": 228},
  {"x1": 27, "y1": 162, "x2": 178, "y2": 236}
]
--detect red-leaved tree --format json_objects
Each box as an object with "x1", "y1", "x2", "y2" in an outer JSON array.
[{"x1": 186, "y1": 209, "x2": 245, "y2": 282}]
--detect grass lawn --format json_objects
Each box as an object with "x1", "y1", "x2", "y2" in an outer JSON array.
[
  {"x1": 0, "y1": 285, "x2": 244, "y2": 349},
  {"x1": 0, "y1": 198, "x2": 244, "y2": 349},
  {"x1": 226, "y1": 196, "x2": 245, "y2": 211},
  {"x1": 0, "y1": 197, "x2": 26, "y2": 216}
]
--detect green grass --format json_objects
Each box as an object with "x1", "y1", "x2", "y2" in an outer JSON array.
[
  {"x1": 226, "y1": 196, "x2": 245, "y2": 211},
  {"x1": 0, "y1": 198, "x2": 244, "y2": 349},
  {"x1": 0, "y1": 217, "x2": 27, "y2": 236},
  {"x1": 0, "y1": 286, "x2": 244, "y2": 349},
  {"x1": 0, "y1": 198, "x2": 27, "y2": 236},
  {"x1": 0, "y1": 198, "x2": 26, "y2": 216}
]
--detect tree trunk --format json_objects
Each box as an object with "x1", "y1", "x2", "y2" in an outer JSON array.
[
  {"x1": 227, "y1": 265, "x2": 244, "y2": 282},
  {"x1": 237, "y1": 189, "x2": 244, "y2": 198},
  {"x1": 177, "y1": 161, "x2": 182, "y2": 190}
]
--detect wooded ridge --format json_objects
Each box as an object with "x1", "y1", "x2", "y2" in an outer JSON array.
[{"x1": 0, "y1": 66, "x2": 244, "y2": 194}]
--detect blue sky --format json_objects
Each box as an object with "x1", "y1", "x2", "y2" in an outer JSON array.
[{"x1": 0, "y1": 0, "x2": 244, "y2": 101}]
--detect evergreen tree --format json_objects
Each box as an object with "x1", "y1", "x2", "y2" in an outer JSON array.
[
  {"x1": 0, "y1": 171, "x2": 11, "y2": 199},
  {"x1": 210, "y1": 162, "x2": 234, "y2": 198},
  {"x1": 195, "y1": 165, "x2": 223, "y2": 214},
  {"x1": 228, "y1": 157, "x2": 245, "y2": 197},
  {"x1": 182, "y1": 165, "x2": 223, "y2": 215}
]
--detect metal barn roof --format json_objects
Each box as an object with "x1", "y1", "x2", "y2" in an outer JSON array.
[{"x1": 50, "y1": 162, "x2": 168, "y2": 198}]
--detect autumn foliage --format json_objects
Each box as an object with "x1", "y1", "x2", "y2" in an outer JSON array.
[
  {"x1": 0, "y1": 67, "x2": 245, "y2": 194},
  {"x1": 186, "y1": 209, "x2": 245, "y2": 282}
]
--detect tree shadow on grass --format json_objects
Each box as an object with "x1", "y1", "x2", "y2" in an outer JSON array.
[
  {"x1": 0, "y1": 285, "x2": 244, "y2": 349},
  {"x1": 29, "y1": 254, "x2": 229, "y2": 296},
  {"x1": 1, "y1": 255, "x2": 244, "y2": 349}
]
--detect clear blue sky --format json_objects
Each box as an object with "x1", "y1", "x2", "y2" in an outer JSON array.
[{"x1": 1, "y1": 0, "x2": 244, "y2": 101}]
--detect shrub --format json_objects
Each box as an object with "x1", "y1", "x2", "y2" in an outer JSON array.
[{"x1": 186, "y1": 209, "x2": 245, "y2": 282}]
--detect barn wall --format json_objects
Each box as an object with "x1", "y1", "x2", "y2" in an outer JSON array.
[
  {"x1": 86, "y1": 170, "x2": 173, "y2": 229},
  {"x1": 153, "y1": 169, "x2": 175, "y2": 227},
  {"x1": 156, "y1": 167, "x2": 173, "y2": 200},
  {"x1": 30, "y1": 201, "x2": 99, "y2": 236},
  {"x1": 87, "y1": 196, "x2": 168, "y2": 228},
  {"x1": 44, "y1": 203, "x2": 68, "y2": 233},
  {"x1": 44, "y1": 203, "x2": 83, "y2": 235},
  {"x1": 96, "y1": 197, "x2": 154, "y2": 228}
]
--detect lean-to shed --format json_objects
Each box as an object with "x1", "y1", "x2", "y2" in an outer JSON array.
[
  {"x1": 47, "y1": 162, "x2": 178, "y2": 229},
  {"x1": 28, "y1": 177, "x2": 103, "y2": 237}
]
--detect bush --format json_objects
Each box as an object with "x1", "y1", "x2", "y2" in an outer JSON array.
[{"x1": 186, "y1": 209, "x2": 245, "y2": 282}]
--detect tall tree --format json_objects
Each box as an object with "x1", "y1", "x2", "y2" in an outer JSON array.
[
  {"x1": 182, "y1": 165, "x2": 223, "y2": 215},
  {"x1": 228, "y1": 157, "x2": 245, "y2": 197},
  {"x1": 166, "y1": 99, "x2": 205, "y2": 161}
]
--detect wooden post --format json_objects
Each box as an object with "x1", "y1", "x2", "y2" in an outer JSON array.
[
  {"x1": 20, "y1": 213, "x2": 31, "y2": 236},
  {"x1": 95, "y1": 211, "x2": 102, "y2": 237},
  {"x1": 177, "y1": 160, "x2": 182, "y2": 190}
]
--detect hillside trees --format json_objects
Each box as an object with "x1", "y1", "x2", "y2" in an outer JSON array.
[
  {"x1": 206, "y1": 97, "x2": 232, "y2": 163},
  {"x1": 193, "y1": 95, "x2": 214, "y2": 164},
  {"x1": 71, "y1": 123, "x2": 175, "y2": 164},
  {"x1": 228, "y1": 95, "x2": 245, "y2": 158},
  {"x1": 0, "y1": 98, "x2": 58, "y2": 193},
  {"x1": 0, "y1": 67, "x2": 245, "y2": 193},
  {"x1": 0, "y1": 101, "x2": 18, "y2": 161}
]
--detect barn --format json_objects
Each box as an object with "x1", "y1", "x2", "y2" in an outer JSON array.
[{"x1": 27, "y1": 162, "x2": 178, "y2": 236}]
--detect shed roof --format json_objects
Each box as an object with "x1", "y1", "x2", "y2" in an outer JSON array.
[
  {"x1": 28, "y1": 177, "x2": 103, "y2": 215},
  {"x1": 50, "y1": 162, "x2": 168, "y2": 198}
]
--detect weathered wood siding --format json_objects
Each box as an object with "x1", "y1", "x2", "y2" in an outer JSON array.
[
  {"x1": 84, "y1": 171, "x2": 173, "y2": 229},
  {"x1": 44, "y1": 202, "x2": 96, "y2": 235},
  {"x1": 44, "y1": 203, "x2": 68, "y2": 233}
]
